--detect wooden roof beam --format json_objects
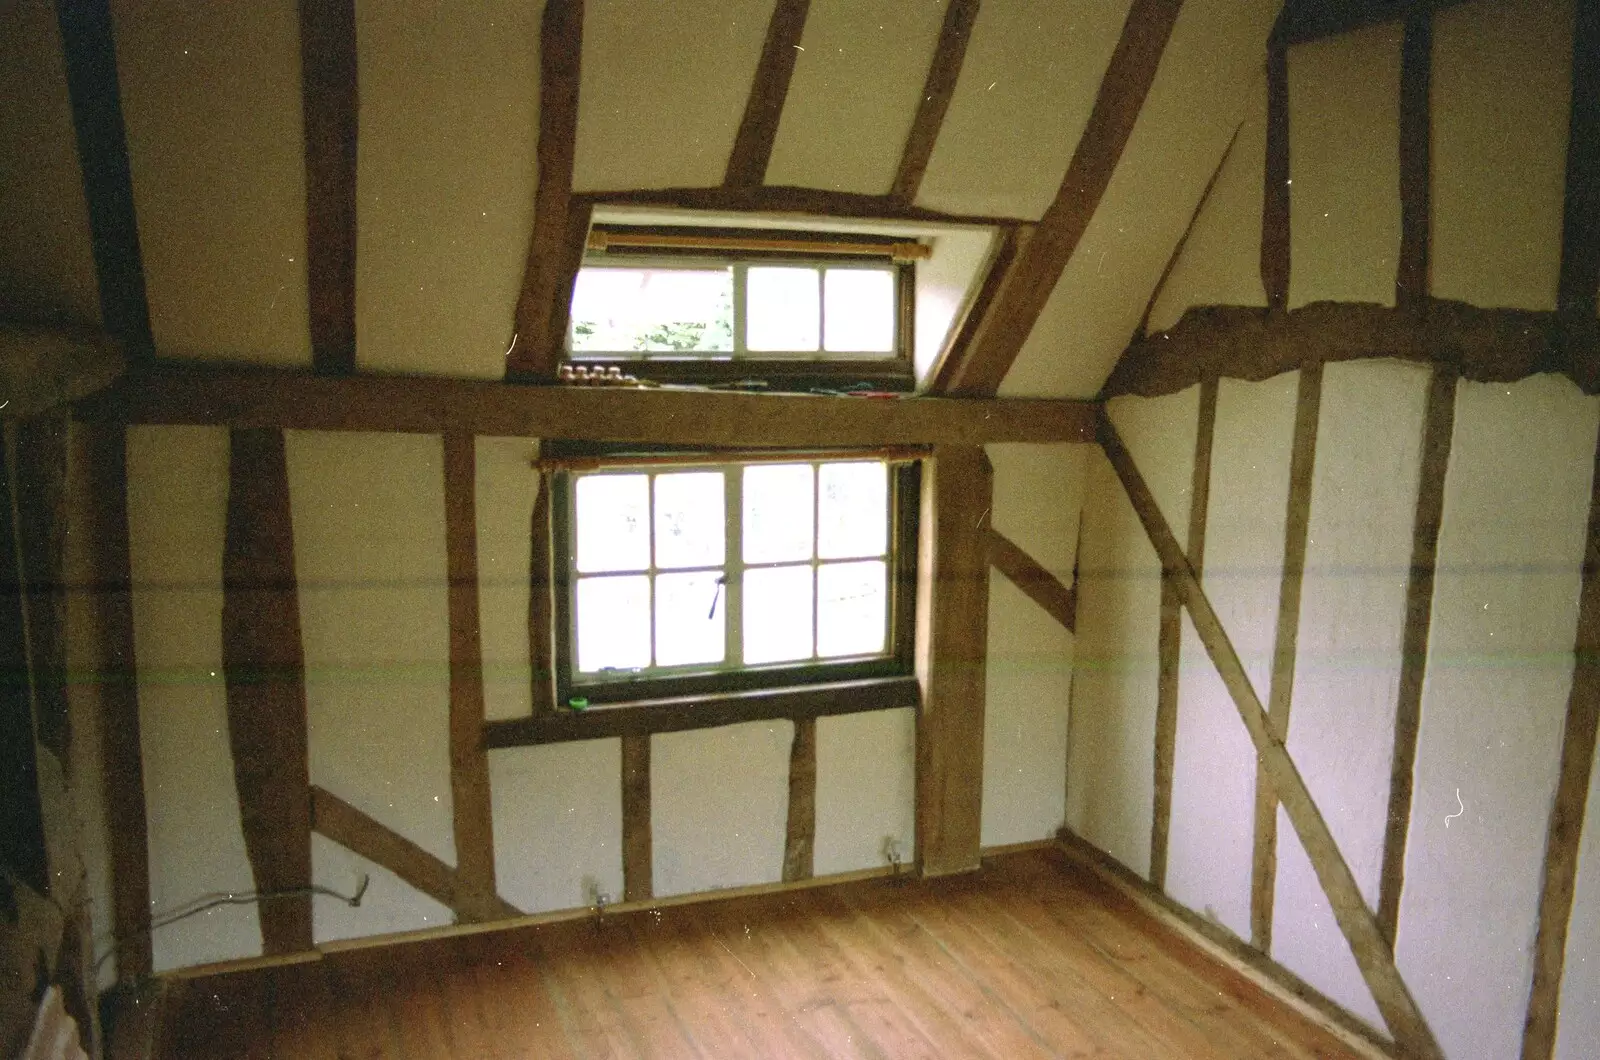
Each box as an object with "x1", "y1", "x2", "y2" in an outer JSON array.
[
  {"x1": 724, "y1": 0, "x2": 811, "y2": 188},
  {"x1": 299, "y1": 0, "x2": 359, "y2": 374},
  {"x1": 890, "y1": 0, "x2": 981, "y2": 206}
]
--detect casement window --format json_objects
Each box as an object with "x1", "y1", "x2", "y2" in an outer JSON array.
[
  {"x1": 566, "y1": 226, "x2": 921, "y2": 391},
  {"x1": 551, "y1": 450, "x2": 919, "y2": 709}
]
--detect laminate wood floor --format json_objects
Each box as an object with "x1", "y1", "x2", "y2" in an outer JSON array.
[{"x1": 152, "y1": 848, "x2": 1370, "y2": 1059}]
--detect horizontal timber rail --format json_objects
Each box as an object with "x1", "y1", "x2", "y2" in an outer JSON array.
[
  {"x1": 72, "y1": 363, "x2": 1097, "y2": 445},
  {"x1": 1105, "y1": 300, "x2": 1600, "y2": 399},
  {"x1": 484, "y1": 675, "x2": 918, "y2": 747}
]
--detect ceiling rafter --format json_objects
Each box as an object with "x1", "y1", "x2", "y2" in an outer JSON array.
[
  {"x1": 890, "y1": 0, "x2": 981, "y2": 206},
  {"x1": 508, "y1": 0, "x2": 585, "y2": 381},
  {"x1": 724, "y1": 0, "x2": 812, "y2": 188},
  {"x1": 298, "y1": 0, "x2": 359, "y2": 375},
  {"x1": 932, "y1": 0, "x2": 1186, "y2": 397}
]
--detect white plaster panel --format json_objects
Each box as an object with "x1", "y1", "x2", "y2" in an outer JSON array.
[
  {"x1": 112, "y1": 0, "x2": 310, "y2": 365},
  {"x1": 1557, "y1": 743, "x2": 1600, "y2": 1060},
  {"x1": 1431, "y1": 0, "x2": 1573, "y2": 311},
  {"x1": 488, "y1": 739, "x2": 623, "y2": 915},
  {"x1": 915, "y1": 227, "x2": 997, "y2": 384},
  {"x1": 987, "y1": 443, "x2": 1087, "y2": 580},
  {"x1": 310, "y1": 834, "x2": 454, "y2": 944},
  {"x1": 1287, "y1": 23, "x2": 1403, "y2": 309},
  {"x1": 1147, "y1": 81, "x2": 1268, "y2": 335},
  {"x1": 0, "y1": 0, "x2": 100, "y2": 327},
  {"x1": 475, "y1": 437, "x2": 539, "y2": 722},
  {"x1": 1167, "y1": 373, "x2": 1298, "y2": 941},
  {"x1": 652, "y1": 721, "x2": 791, "y2": 898},
  {"x1": 916, "y1": 0, "x2": 1131, "y2": 219},
  {"x1": 573, "y1": 0, "x2": 771, "y2": 191},
  {"x1": 354, "y1": 0, "x2": 539, "y2": 378},
  {"x1": 1270, "y1": 360, "x2": 1432, "y2": 1028},
  {"x1": 983, "y1": 575, "x2": 1074, "y2": 847},
  {"x1": 765, "y1": 0, "x2": 944, "y2": 195},
  {"x1": 1397, "y1": 377, "x2": 1599, "y2": 1060},
  {"x1": 286, "y1": 431, "x2": 456, "y2": 943},
  {"x1": 814, "y1": 708, "x2": 915, "y2": 876},
  {"x1": 998, "y1": 0, "x2": 1281, "y2": 398},
  {"x1": 126, "y1": 426, "x2": 262, "y2": 971},
  {"x1": 1067, "y1": 389, "x2": 1198, "y2": 877}
]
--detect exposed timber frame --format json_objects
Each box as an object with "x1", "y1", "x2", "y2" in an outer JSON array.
[
  {"x1": 1558, "y1": 0, "x2": 1600, "y2": 325},
  {"x1": 74, "y1": 364, "x2": 1098, "y2": 445},
  {"x1": 1100, "y1": 414, "x2": 1445, "y2": 1060},
  {"x1": 221, "y1": 428, "x2": 314, "y2": 954},
  {"x1": 1521, "y1": 409, "x2": 1600, "y2": 1059},
  {"x1": 1275, "y1": 0, "x2": 1474, "y2": 47},
  {"x1": 56, "y1": 0, "x2": 153, "y2": 362},
  {"x1": 986, "y1": 528, "x2": 1076, "y2": 634},
  {"x1": 915, "y1": 445, "x2": 992, "y2": 877},
  {"x1": 890, "y1": 0, "x2": 981, "y2": 206},
  {"x1": 508, "y1": 0, "x2": 584, "y2": 380},
  {"x1": 1376, "y1": 365, "x2": 1457, "y2": 948},
  {"x1": 621, "y1": 734, "x2": 652, "y2": 902},
  {"x1": 442, "y1": 433, "x2": 500, "y2": 923},
  {"x1": 298, "y1": 0, "x2": 359, "y2": 375},
  {"x1": 724, "y1": 0, "x2": 811, "y2": 187},
  {"x1": 1395, "y1": 11, "x2": 1432, "y2": 310},
  {"x1": 783, "y1": 718, "x2": 817, "y2": 882},
  {"x1": 310, "y1": 785, "x2": 520, "y2": 922},
  {"x1": 935, "y1": 0, "x2": 1185, "y2": 396},
  {"x1": 1261, "y1": 33, "x2": 1290, "y2": 314},
  {"x1": 1103, "y1": 300, "x2": 1600, "y2": 399},
  {"x1": 1249, "y1": 360, "x2": 1325, "y2": 951},
  {"x1": 1149, "y1": 377, "x2": 1217, "y2": 890},
  {"x1": 574, "y1": 186, "x2": 1026, "y2": 229},
  {"x1": 528, "y1": 475, "x2": 557, "y2": 716}
]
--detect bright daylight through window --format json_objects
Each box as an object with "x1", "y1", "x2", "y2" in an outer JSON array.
[{"x1": 555, "y1": 455, "x2": 917, "y2": 707}]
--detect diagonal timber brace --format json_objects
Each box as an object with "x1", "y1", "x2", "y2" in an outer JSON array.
[{"x1": 1097, "y1": 413, "x2": 1444, "y2": 1060}]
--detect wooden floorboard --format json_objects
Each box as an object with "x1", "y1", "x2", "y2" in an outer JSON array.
[{"x1": 153, "y1": 849, "x2": 1369, "y2": 1059}]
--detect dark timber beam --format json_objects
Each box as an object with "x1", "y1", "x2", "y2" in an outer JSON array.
[
  {"x1": 508, "y1": 0, "x2": 584, "y2": 380},
  {"x1": 1395, "y1": 12, "x2": 1432, "y2": 309},
  {"x1": 74, "y1": 365, "x2": 1099, "y2": 445},
  {"x1": 528, "y1": 474, "x2": 557, "y2": 716},
  {"x1": 916, "y1": 445, "x2": 992, "y2": 876},
  {"x1": 1100, "y1": 415, "x2": 1445, "y2": 1060},
  {"x1": 937, "y1": 0, "x2": 1184, "y2": 396},
  {"x1": 1557, "y1": 0, "x2": 1600, "y2": 322},
  {"x1": 783, "y1": 718, "x2": 817, "y2": 882},
  {"x1": 222, "y1": 428, "x2": 313, "y2": 954},
  {"x1": 621, "y1": 735, "x2": 652, "y2": 902},
  {"x1": 890, "y1": 0, "x2": 980, "y2": 205},
  {"x1": 575, "y1": 186, "x2": 1026, "y2": 228},
  {"x1": 298, "y1": 0, "x2": 359, "y2": 375},
  {"x1": 1262, "y1": 36, "x2": 1290, "y2": 314},
  {"x1": 1275, "y1": 0, "x2": 1472, "y2": 46},
  {"x1": 57, "y1": 0, "x2": 152, "y2": 361},
  {"x1": 442, "y1": 433, "x2": 499, "y2": 923},
  {"x1": 986, "y1": 528, "x2": 1075, "y2": 634},
  {"x1": 724, "y1": 0, "x2": 811, "y2": 188},
  {"x1": 1103, "y1": 300, "x2": 1600, "y2": 398},
  {"x1": 1521, "y1": 425, "x2": 1600, "y2": 1060}
]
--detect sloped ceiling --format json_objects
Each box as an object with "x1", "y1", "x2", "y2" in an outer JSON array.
[{"x1": 0, "y1": 0, "x2": 1283, "y2": 396}]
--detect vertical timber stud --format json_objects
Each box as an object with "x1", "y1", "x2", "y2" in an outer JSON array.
[
  {"x1": 1556, "y1": 0, "x2": 1600, "y2": 324},
  {"x1": 509, "y1": 0, "x2": 584, "y2": 380},
  {"x1": 222, "y1": 428, "x2": 313, "y2": 954},
  {"x1": 528, "y1": 474, "x2": 557, "y2": 715},
  {"x1": 1151, "y1": 377, "x2": 1217, "y2": 890},
  {"x1": 724, "y1": 0, "x2": 811, "y2": 188},
  {"x1": 1522, "y1": 427, "x2": 1600, "y2": 1059},
  {"x1": 890, "y1": 0, "x2": 980, "y2": 206},
  {"x1": 1100, "y1": 417, "x2": 1445, "y2": 1060},
  {"x1": 783, "y1": 717, "x2": 817, "y2": 882},
  {"x1": 1262, "y1": 29, "x2": 1290, "y2": 314},
  {"x1": 1395, "y1": 11, "x2": 1432, "y2": 311},
  {"x1": 85, "y1": 425, "x2": 150, "y2": 977},
  {"x1": 916, "y1": 446, "x2": 992, "y2": 877},
  {"x1": 939, "y1": 0, "x2": 1184, "y2": 396},
  {"x1": 443, "y1": 433, "x2": 499, "y2": 922},
  {"x1": 1251, "y1": 360, "x2": 1324, "y2": 951},
  {"x1": 15, "y1": 415, "x2": 72, "y2": 759},
  {"x1": 56, "y1": 0, "x2": 153, "y2": 362},
  {"x1": 621, "y1": 734, "x2": 652, "y2": 902},
  {"x1": 298, "y1": 0, "x2": 359, "y2": 375},
  {"x1": 1378, "y1": 366, "x2": 1457, "y2": 948}
]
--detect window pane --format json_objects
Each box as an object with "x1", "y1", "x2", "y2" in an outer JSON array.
[
  {"x1": 655, "y1": 571, "x2": 725, "y2": 667},
  {"x1": 569, "y1": 267, "x2": 734, "y2": 353},
  {"x1": 744, "y1": 565, "x2": 814, "y2": 664},
  {"x1": 746, "y1": 267, "x2": 820, "y2": 352},
  {"x1": 575, "y1": 474, "x2": 649, "y2": 573},
  {"x1": 655, "y1": 471, "x2": 724, "y2": 569},
  {"x1": 818, "y1": 462, "x2": 888, "y2": 559},
  {"x1": 743, "y1": 464, "x2": 814, "y2": 564},
  {"x1": 817, "y1": 561, "x2": 887, "y2": 658},
  {"x1": 823, "y1": 268, "x2": 895, "y2": 353},
  {"x1": 575, "y1": 575, "x2": 651, "y2": 672}
]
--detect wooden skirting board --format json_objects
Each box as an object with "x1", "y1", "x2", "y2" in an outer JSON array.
[
  {"x1": 72, "y1": 364, "x2": 1098, "y2": 445},
  {"x1": 1104, "y1": 300, "x2": 1600, "y2": 399}
]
